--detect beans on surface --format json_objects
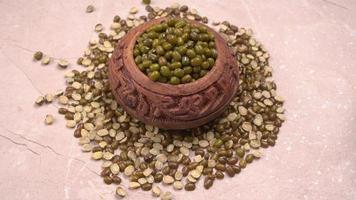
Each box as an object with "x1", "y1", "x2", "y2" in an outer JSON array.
[
  {"x1": 142, "y1": 0, "x2": 151, "y2": 5},
  {"x1": 35, "y1": 3, "x2": 285, "y2": 200},
  {"x1": 33, "y1": 51, "x2": 43, "y2": 61},
  {"x1": 86, "y1": 5, "x2": 95, "y2": 13}
]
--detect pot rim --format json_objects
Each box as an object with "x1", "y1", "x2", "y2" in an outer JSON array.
[{"x1": 124, "y1": 17, "x2": 228, "y2": 96}]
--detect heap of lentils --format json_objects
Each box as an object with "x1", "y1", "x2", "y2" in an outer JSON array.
[
  {"x1": 35, "y1": 2, "x2": 285, "y2": 200},
  {"x1": 134, "y1": 18, "x2": 217, "y2": 85}
]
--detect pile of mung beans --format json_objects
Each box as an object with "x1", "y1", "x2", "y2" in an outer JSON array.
[
  {"x1": 134, "y1": 18, "x2": 217, "y2": 84},
  {"x1": 35, "y1": 2, "x2": 285, "y2": 200}
]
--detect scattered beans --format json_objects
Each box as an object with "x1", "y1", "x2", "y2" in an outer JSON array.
[
  {"x1": 173, "y1": 181, "x2": 183, "y2": 190},
  {"x1": 58, "y1": 59, "x2": 69, "y2": 69},
  {"x1": 33, "y1": 51, "x2": 43, "y2": 61},
  {"x1": 35, "y1": 96, "x2": 45, "y2": 105},
  {"x1": 124, "y1": 165, "x2": 135, "y2": 176},
  {"x1": 36, "y1": 3, "x2": 285, "y2": 199},
  {"x1": 154, "y1": 173, "x2": 163, "y2": 182},
  {"x1": 110, "y1": 163, "x2": 120, "y2": 174},
  {"x1": 142, "y1": 0, "x2": 151, "y2": 5},
  {"x1": 246, "y1": 154, "x2": 254, "y2": 163},
  {"x1": 130, "y1": 7, "x2": 138, "y2": 14},
  {"x1": 95, "y1": 23, "x2": 103, "y2": 32},
  {"x1": 184, "y1": 182, "x2": 196, "y2": 191},
  {"x1": 204, "y1": 177, "x2": 214, "y2": 189},
  {"x1": 44, "y1": 114, "x2": 54, "y2": 125},
  {"x1": 141, "y1": 183, "x2": 152, "y2": 191},
  {"x1": 58, "y1": 95, "x2": 68, "y2": 105},
  {"x1": 129, "y1": 181, "x2": 141, "y2": 189},
  {"x1": 91, "y1": 151, "x2": 103, "y2": 160},
  {"x1": 152, "y1": 185, "x2": 161, "y2": 197},
  {"x1": 226, "y1": 165, "x2": 235, "y2": 177},
  {"x1": 161, "y1": 191, "x2": 172, "y2": 200},
  {"x1": 66, "y1": 120, "x2": 76, "y2": 128},
  {"x1": 45, "y1": 94, "x2": 54, "y2": 103},
  {"x1": 86, "y1": 5, "x2": 95, "y2": 13},
  {"x1": 116, "y1": 186, "x2": 126, "y2": 197},
  {"x1": 41, "y1": 55, "x2": 51, "y2": 65},
  {"x1": 198, "y1": 140, "x2": 209, "y2": 148},
  {"x1": 162, "y1": 175, "x2": 174, "y2": 184}
]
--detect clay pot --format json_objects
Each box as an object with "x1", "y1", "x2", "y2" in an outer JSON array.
[{"x1": 108, "y1": 18, "x2": 239, "y2": 129}]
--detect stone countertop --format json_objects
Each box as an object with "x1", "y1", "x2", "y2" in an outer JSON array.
[{"x1": 0, "y1": 0, "x2": 355, "y2": 200}]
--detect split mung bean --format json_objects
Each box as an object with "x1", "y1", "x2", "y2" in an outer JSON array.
[{"x1": 35, "y1": 3, "x2": 285, "y2": 200}]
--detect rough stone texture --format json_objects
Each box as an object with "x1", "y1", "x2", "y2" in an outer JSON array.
[
  {"x1": 109, "y1": 18, "x2": 238, "y2": 129},
  {"x1": 0, "y1": 0, "x2": 355, "y2": 200}
]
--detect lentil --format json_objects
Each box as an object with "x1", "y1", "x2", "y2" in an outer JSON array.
[
  {"x1": 184, "y1": 182, "x2": 196, "y2": 191},
  {"x1": 116, "y1": 186, "x2": 126, "y2": 198},
  {"x1": 161, "y1": 191, "x2": 172, "y2": 200},
  {"x1": 41, "y1": 55, "x2": 51, "y2": 65},
  {"x1": 204, "y1": 176, "x2": 214, "y2": 189},
  {"x1": 162, "y1": 175, "x2": 174, "y2": 184},
  {"x1": 33, "y1": 51, "x2": 43, "y2": 61},
  {"x1": 58, "y1": 59, "x2": 69, "y2": 69},
  {"x1": 152, "y1": 185, "x2": 161, "y2": 197},
  {"x1": 173, "y1": 181, "x2": 183, "y2": 190},
  {"x1": 142, "y1": 0, "x2": 151, "y2": 5},
  {"x1": 44, "y1": 114, "x2": 54, "y2": 125},
  {"x1": 129, "y1": 181, "x2": 141, "y2": 189},
  {"x1": 86, "y1": 5, "x2": 94, "y2": 13}
]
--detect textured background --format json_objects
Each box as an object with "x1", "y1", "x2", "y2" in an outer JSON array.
[{"x1": 0, "y1": 0, "x2": 355, "y2": 200}]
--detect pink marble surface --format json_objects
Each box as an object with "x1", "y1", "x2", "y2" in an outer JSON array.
[{"x1": 0, "y1": 0, "x2": 355, "y2": 199}]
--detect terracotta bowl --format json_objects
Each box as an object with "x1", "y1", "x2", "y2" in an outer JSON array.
[{"x1": 108, "y1": 18, "x2": 239, "y2": 129}]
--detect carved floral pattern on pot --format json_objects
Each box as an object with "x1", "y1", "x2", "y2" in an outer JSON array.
[{"x1": 108, "y1": 18, "x2": 239, "y2": 129}]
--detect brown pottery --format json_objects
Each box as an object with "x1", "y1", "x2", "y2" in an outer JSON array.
[{"x1": 108, "y1": 17, "x2": 239, "y2": 129}]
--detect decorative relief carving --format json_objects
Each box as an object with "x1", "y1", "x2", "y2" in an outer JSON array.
[{"x1": 108, "y1": 18, "x2": 239, "y2": 129}]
